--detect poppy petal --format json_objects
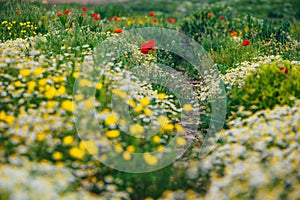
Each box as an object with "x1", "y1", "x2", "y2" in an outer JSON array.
[
  {"x1": 141, "y1": 40, "x2": 155, "y2": 50},
  {"x1": 285, "y1": 68, "x2": 289, "y2": 74}
]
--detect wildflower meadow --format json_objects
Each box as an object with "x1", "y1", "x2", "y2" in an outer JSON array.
[{"x1": 0, "y1": 0, "x2": 300, "y2": 199}]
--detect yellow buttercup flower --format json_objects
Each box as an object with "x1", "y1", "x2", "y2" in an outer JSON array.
[
  {"x1": 162, "y1": 123, "x2": 174, "y2": 131},
  {"x1": 129, "y1": 124, "x2": 144, "y2": 136},
  {"x1": 176, "y1": 137, "x2": 186, "y2": 146},
  {"x1": 123, "y1": 152, "x2": 131, "y2": 160},
  {"x1": 152, "y1": 135, "x2": 160, "y2": 143},
  {"x1": 144, "y1": 108, "x2": 151, "y2": 116},
  {"x1": 126, "y1": 19, "x2": 134, "y2": 26},
  {"x1": 102, "y1": 109, "x2": 110, "y2": 114},
  {"x1": 69, "y1": 147, "x2": 85, "y2": 159},
  {"x1": 47, "y1": 101, "x2": 57, "y2": 109},
  {"x1": 140, "y1": 97, "x2": 151, "y2": 106},
  {"x1": 19, "y1": 69, "x2": 31, "y2": 77},
  {"x1": 0, "y1": 110, "x2": 6, "y2": 120},
  {"x1": 74, "y1": 94, "x2": 84, "y2": 101},
  {"x1": 119, "y1": 119, "x2": 127, "y2": 126},
  {"x1": 135, "y1": 105, "x2": 143, "y2": 112},
  {"x1": 56, "y1": 86, "x2": 66, "y2": 95},
  {"x1": 73, "y1": 72, "x2": 79, "y2": 78},
  {"x1": 83, "y1": 98, "x2": 94, "y2": 110},
  {"x1": 27, "y1": 81, "x2": 36, "y2": 92},
  {"x1": 38, "y1": 86, "x2": 44, "y2": 92},
  {"x1": 38, "y1": 79, "x2": 47, "y2": 86},
  {"x1": 36, "y1": 132, "x2": 46, "y2": 141},
  {"x1": 3, "y1": 114, "x2": 15, "y2": 125},
  {"x1": 33, "y1": 68, "x2": 44, "y2": 76},
  {"x1": 113, "y1": 143, "x2": 123, "y2": 153},
  {"x1": 91, "y1": 177, "x2": 97, "y2": 183},
  {"x1": 186, "y1": 190, "x2": 197, "y2": 200},
  {"x1": 44, "y1": 86, "x2": 56, "y2": 99},
  {"x1": 45, "y1": 84, "x2": 51, "y2": 91},
  {"x1": 157, "y1": 145, "x2": 164, "y2": 152},
  {"x1": 105, "y1": 130, "x2": 120, "y2": 139},
  {"x1": 96, "y1": 82, "x2": 103, "y2": 90},
  {"x1": 157, "y1": 116, "x2": 169, "y2": 126},
  {"x1": 105, "y1": 113, "x2": 119, "y2": 125},
  {"x1": 52, "y1": 151, "x2": 63, "y2": 160},
  {"x1": 80, "y1": 140, "x2": 98, "y2": 155},
  {"x1": 183, "y1": 104, "x2": 193, "y2": 112},
  {"x1": 157, "y1": 93, "x2": 166, "y2": 100},
  {"x1": 128, "y1": 99, "x2": 136, "y2": 107},
  {"x1": 175, "y1": 123, "x2": 186, "y2": 134},
  {"x1": 14, "y1": 81, "x2": 22, "y2": 87},
  {"x1": 126, "y1": 145, "x2": 135, "y2": 152},
  {"x1": 143, "y1": 153, "x2": 158, "y2": 166},
  {"x1": 63, "y1": 136, "x2": 74, "y2": 145},
  {"x1": 61, "y1": 100, "x2": 73, "y2": 112}
]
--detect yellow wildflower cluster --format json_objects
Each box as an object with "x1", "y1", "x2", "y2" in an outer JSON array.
[{"x1": 1, "y1": 21, "x2": 37, "y2": 40}]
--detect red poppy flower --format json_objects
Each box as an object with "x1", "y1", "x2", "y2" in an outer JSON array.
[
  {"x1": 108, "y1": 18, "x2": 112, "y2": 21},
  {"x1": 57, "y1": 12, "x2": 63, "y2": 17},
  {"x1": 82, "y1": 7, "x2": 87, "y2": 12},
  {"x1": 64, "y1": 9, "x2": 70, "y2": 15},
  {"x1": 92, "y1": 12, "x2": 98, "y2": 17},
  {"x1": 114, "y1": 28, "x2": 123, "y2": 33},
  {"x1": 285, "y1": 68, "x2": 289, "y2": 74},
  {"x1": 81, "y1": 13, "x2": 85, "y2": 17},
  {"x1": 219, "y1": 16, "x2": 224, "y2": 20},
  {"x1": 168, "y1": 18, "x2": 176, "y2": 23},
  {"x1": 153, "y1": 18, "x2": 158, "y2": 23},
  {"x1": 230, "y1": 30, "x2": 237, "y2": 36},
  {"x1": 242, "y1": 39, "x2": 251, "y2": 46},
  {"x1": 15, "y1": 10, "x2": 22, "y2": 15},
  {"x1": 141, "y1": 40, "x2": 155, "y2": 54},
  {"x1": 149, "y1": 11, "x2": 155, "y2": 17},
  {"x1": 207, "y1": 13, "x2": 214, "y2": 18},
  {"x1": 113, "y1": 16, "x2": 118, "y2": 21},
  {"x1": 279, "y1": 67, "x2": 289, "y2": 74},
  {"x1": 93, "y1": 16, "x2": 100, "y2": 21}
]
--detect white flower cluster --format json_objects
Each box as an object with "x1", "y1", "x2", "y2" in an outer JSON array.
[
  {"x1": 0, "y1": 161, "x2": 75, "y2": 200},
  {"x1": 198, "y1": 100, "x2": 300, "y2": 199},
  {"x1": 220, "y1": 55, "x2": 286, "y2": 90}
]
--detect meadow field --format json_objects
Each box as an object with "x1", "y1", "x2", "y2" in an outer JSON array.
[{"x1": 0, "y1": 0, "x2": 300, "y2": 199}]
